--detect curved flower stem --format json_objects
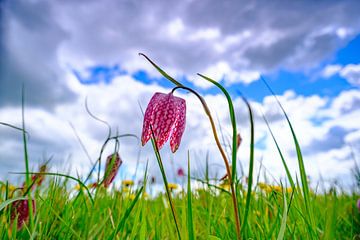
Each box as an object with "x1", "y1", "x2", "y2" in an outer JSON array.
[
  {"x1": 172, "y1": 86, "x2": 241, "y2": 240},
  {"x1": 84, "y1": 134, "x2": 139, "y2": 184}
]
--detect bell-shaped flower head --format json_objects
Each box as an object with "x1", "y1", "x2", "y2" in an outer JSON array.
[
  {"x1": 141, "y1": 92, "x2": 186, "y2": 153},
  {"x1": 103, "y1": 153, "x2": 122, "y2": 188},
  {"x1": 10, "y1": 199, "x2": 36, "y2": 230}
]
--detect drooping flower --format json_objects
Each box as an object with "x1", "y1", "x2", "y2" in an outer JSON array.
[
  {"x1": 357, "y1": 198, "x2": 360, "y2": 212},
  {"x1": 103, "y1": 153, "x2": 122, "y2": 188},
  {"x1": 177, "y1": 168, "x2": 185, "y2": 177},
  {"x1": 141, "y1": 92, "x2": 186, "y2": 153},
  {"x1": 10, "y1": 199, "x2": 36, "y2": 230}
]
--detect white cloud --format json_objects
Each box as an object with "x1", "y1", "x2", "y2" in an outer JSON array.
[
  {"x1": 321, "y1": 63, "x2": 360, "y2": 87},
  {"x1": 1, "y1": 0, "x2": 360, "y2": 189},
  {"x1": 166, "y1": 18, "x2": 185, "y2": 39},
  {"x1": 1, "y1": 73, "x2": 359, "y2": 188},
  {"x1": 322, "y1": 64, "x2": 342, "y2": 78},
  {"x1": 340, "y1": 64, "x2": 360, "y2": 86}
]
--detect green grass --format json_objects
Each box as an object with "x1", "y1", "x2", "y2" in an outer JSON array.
[{"x1": 1, "y1": 178, "x2": 359, "y2": 239}]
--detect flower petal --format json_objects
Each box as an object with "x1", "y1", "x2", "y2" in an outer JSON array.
[
  {"x1": 152, "y1": 93, "x2": 177, "y2": 149},
  {"x1": 141, "y1": 92, "x2": 168, "y2": 146},
  {"x1": 170, "y1": 96, "x2": 186, "y2": 153}
]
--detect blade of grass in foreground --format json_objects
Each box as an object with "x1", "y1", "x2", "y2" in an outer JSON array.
[
  {"x1": 260, "y1": 76, "x2": 315, "y2": 237},
  {"x1": 187, "y1": 152, "x2": 195, "y2": 240},
  {"x1": 38, "y1": 196, "x2": 82, "y2": 239},
  {"x1": 0, "y1": 122, "x2": 28, "y2": 133},
  {"x1": 11, "y1": 172, "x2": 94, "y2": 204},
  {"x1": 277, "y1": 185, "x2": 288, "y2": 240},
  {"x1": 240, "y1": 96, "x2": 255, "y2": 237},
  {"x1": 21, "y1": 86, "x2": 34, "y2": 232},
  {"x1": 129, "y1": 161, "x2": 149, "y2": 239},
  {"x1": 197, "y1": 73, "x2": 238, "y2": 183},
  {"x1": 262, "y1": 114, "x2": 295, "y2": 188},
  {"x1": 108, "y1": 186, "x2": 144, "y2": 240},
  {"x1": 0, "y1": 197, "x2": 28, "y2": 212},
  {"x1": 150, "y1": 134, "x2": 182, "y2": 240}
]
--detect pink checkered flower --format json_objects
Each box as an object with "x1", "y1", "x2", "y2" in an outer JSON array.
[
  {"x1": 177, "y1": 168, "x2": 185, "y2": 177},
  {"x1": 103, "y1": 153, "x2": 122, "y2": 188},
  {"x1": 10, "y1": 199, "x2": 36, "y2": 230},
  {"x1": 141, "y1": 92, "x2": 186, "y2": 153}
]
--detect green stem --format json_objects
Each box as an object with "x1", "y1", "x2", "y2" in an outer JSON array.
[
  {"x1": 172, "y1": 86, "x2": 241, "y2": 240},
  {"x1": 150, "y1": 132, "x2": 182, "y2": 240},
  {"x1": 21, "y1": 85, "x2": 34, "y2": 232}
]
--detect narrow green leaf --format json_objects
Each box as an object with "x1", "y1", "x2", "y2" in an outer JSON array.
[
  {"x1": 262, "y1": 114, "x2": 295, "y2": 188},
  {"x1": 260, "y1": 76, "x2": 315, "y2": 236},
  {"x1": 197, "y1": 73, "x2": 238, "y2": 182},
  {"x1": 11, "y1": 172, "x2": 94, "y2": 204},
  {"x1": 277, "y1": 187, "x2": 288, "y2": 240},
  {"x1": 148, "y1": 126, "x2": 181, "y2": 240},
  {"x1": 241, "y1": 96, "x2": 255, "y2": 236},
  {"x1": 139, "y1": 53, "x2": 184, "y2": 87},
  {"x1": 0, "y1": 197, "x2": 28, "y2": 212},
  {"x1": 108, "y1": 186, "x2": 144, "y2": 240},
  {"x1": 187, "y1": 152, "x2": 195, "y2": 240}
]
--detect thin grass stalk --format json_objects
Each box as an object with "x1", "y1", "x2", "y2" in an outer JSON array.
[
  {"x1": 172, "y1": 86, "x2": 241, "y2": 240},
  {"x1": 187, "y1": 152, "x2": 195, "y2": 240},
  {"x1": 12, "y1": 172, "x2": 94, "y2": 204},
  {"x1": 260, "y1": 76, "x2": 315, "y2": 237},
  {"x1": 262, "y1": 114, "x2": 295, "y2": 188},
  {"x1": 150, "y1": 128, "x2": 182, "y2": 240},
  {"x1": 276, "y1": 184, "x2": 288, "y2": 240},
  {"x1": 83, "y1": 134, "x2": 138, "y2": 184},
  {"x1": 21, "y1": 86, "x2": 34, "y2": 232},
  {"x1": 240, "y1": 96, "x2": 255, "y2": 237},
  {"x1": 108, "y1": 186, "x2": 144, "y2": 239},
  {"x1": 197, "y1": 74, "x2": 238, "y2": 182}
]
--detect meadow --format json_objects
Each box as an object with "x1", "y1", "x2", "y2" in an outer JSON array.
[{"x1": 0, "y1": 54, "x2": 359, "y2": 239}]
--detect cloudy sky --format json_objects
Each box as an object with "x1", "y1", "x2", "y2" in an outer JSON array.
[{"x1": 1, "y1": 0, "x2": 359, "y2": 189}]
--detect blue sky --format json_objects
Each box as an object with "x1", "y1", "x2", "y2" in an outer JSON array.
[{"x1": 1, "y1": 0, "x2": 360, "y2": 188}]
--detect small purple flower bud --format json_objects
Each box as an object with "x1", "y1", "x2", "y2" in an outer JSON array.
[{"x1": 103, "y1": 153, "x2": 122, "y2": 188}]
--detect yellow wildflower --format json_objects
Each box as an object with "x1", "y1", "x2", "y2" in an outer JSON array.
[
  {"x1": 219, "y1": 182, "x2": 230, "y2": 191},
  {"x1": 143, "y1": 192, "x2": 149, "y2": 199},
  {"x1": 167, "y1": 183, "x2": 178, "y2": 191},
  {"x1": 128, "y1": 194, "x2": 136, "y2": 200},
  {"x1": 122, "y1": 180, "x2": 134, "y2": 187}
]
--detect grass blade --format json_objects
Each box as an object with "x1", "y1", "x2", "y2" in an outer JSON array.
[
  {"x1": 187, "y1": 152, "x2": 195, "y2": 240},
  {"x1": 197, "y1": 73, "x2": 238, "y2": 182},
  {"x1": 241, "y1": 96, "x2": 255, "y2": 237},
  {"x1": 0, "y1": 196, "x2": 28, "y2": 212},
  {"x1": 277, "y1": 187, "x2": 288, "y2": 240},
  {"x1": 150, "y1": 135, "x2": 182, "y2": 240},
  {"x1": 108, "y1": 186, "x2": 144, "y2": 240},
  {"x1": 262, "y1": 114, "x2": 295, "y2": 188},
  {"x1": 11, "y1": 172, "x2": 94, "y2": 204},
  {"x1": 260, "y1": 76, "x2": 315, "y2": 236}
]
